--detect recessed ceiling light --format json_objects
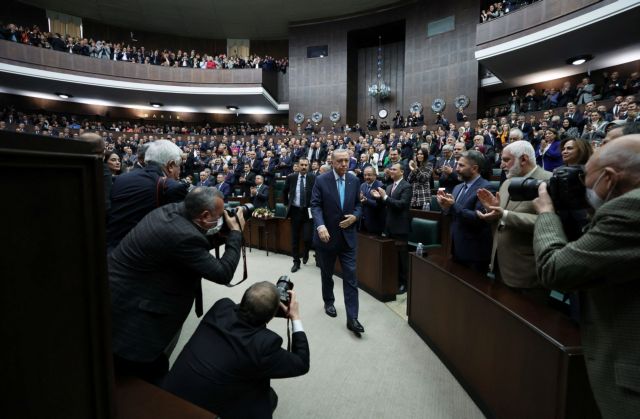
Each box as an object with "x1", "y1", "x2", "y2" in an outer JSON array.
[
  {"x1": 226, "y1": 105, "x2": 239, "y2": 111},
  {"x1": 55, "y1": 92, "x2": 72, "y2": 99},
  {"x1": 150, "y1": 102, "x2": 163, "y2": 108},
  {"x1": 566, "y1": 54, "x2": 593, "y2": 66}
]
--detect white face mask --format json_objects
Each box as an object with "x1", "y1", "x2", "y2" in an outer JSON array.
[
  {"x1": 204, "y1": 217, "x2": 224, "y2": 236},
  {"x1": 585, "y1": 170, "x2": 608, "y2": 210}
]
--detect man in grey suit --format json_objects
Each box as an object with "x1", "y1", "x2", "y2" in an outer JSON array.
[
  {"x1": 476, "y1": 140, "x2": 552, "y2": 303},
  {"x1": 371, "y1": 163, "x2": 412, "y2": 294},
  {"x1": 532, "y1": 135, "x2": 640, "y2": 419},
  {"x1": 109, "y1": 187, "x2": 245, "y2": 384}
]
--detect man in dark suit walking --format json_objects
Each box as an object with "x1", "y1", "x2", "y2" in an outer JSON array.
[
  {"x1": 311, "y1": 150, "x2": 364, "y2": 335},
  {"x1": 283, "y1": 158, "x2": 315, "y2": 272},
  {"x1": 163, "y1": 282, "x2": 310, "y2": 418},
  {"x1": 109, "y1": 187, "x2": 244, "y2": 384},
  {"x1": 371, "y1": 163, "x2": 412, "y2": 294},
  {"x1": 437, "y1": 150, "x2": 495, "y2": 273},
  {"x1": 359, "y1": 166, "x2": 385, "y2": 235}
]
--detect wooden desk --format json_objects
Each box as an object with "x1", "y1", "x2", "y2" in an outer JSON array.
[
  {"x1": 116, "y1": 376, "x2": 216, "y2": 419},
  {"x1": 408, "y1": 254, "x2": 599, "y2": 419},
  {"x1": 356, "y1": 233, "x2": 398, "y2": 302},
  {"x1": 247, "y1": 217, "x2": 278, "y2": 256}
]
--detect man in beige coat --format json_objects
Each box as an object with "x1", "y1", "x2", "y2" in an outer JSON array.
[
  {"x1": 532, "y1": 135, "x2": 640, "y2": 419},
  {"x1": 476, "y1": 140, "x2": 552, "y2": 303}
]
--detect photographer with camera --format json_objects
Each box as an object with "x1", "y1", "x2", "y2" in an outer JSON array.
[
  {"x1": 109, "y1": 187, "x2": 245, "y2": 384},
  {"x1": 532, "y1": 135, "x2": 640, "y2": 418},
  {"x1": 163, "y1": 280, "x2": 310, "y2": 419}
]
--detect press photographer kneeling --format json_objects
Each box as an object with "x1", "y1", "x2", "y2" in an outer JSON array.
[
  {"x1": 531, "y1": 135, "x2": 640, "y2": 419},
  {"x1": 109, "y1": 186, "x2": 245, "y2": 384},
  {"x1": 163, "y1": 280, "x2": 310, "y2": 419}
]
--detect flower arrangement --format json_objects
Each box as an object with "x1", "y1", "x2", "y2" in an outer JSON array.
[{"x1": 253, "y1": 208, "x2": 275, "y2": 219}]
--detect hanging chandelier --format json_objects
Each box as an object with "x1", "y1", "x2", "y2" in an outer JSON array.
[{"x1": 368, "y1": 35, "x2": 391, "y2": 99}]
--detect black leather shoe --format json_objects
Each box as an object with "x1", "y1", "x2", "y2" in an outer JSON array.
[
  {"x1": 397, "y1": 284, "x2": 407, "y2": 295},
  {"x1": 324, "y1": 304, "x2": 337, "y2": 317},
  {"x1": 303, "y1": 252, "x2": 309, "y2": 264},
  {"x1": 291, "y1": 262, "x2": 300, "y2": 273},
  {"x1": 347, "y1": 318, "x2": 365, "y2": 334}
]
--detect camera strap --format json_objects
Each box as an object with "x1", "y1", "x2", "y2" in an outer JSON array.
[
  {"x1": 224, "y1": 213, "x2": 249, "y2": 288},
  {"x1": 287, "y1": 318, "x2": 292, "y2": 352}
]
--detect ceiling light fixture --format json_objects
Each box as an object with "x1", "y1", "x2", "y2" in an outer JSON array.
[
  {"x1": 566, "y1": 54, "x2": 593, "y2": 66},
  {"x1": 55, "y1": 92, "x2": 72, "y2": 99},
  {"x1": 226, "y1": 105, "x2": 239, "y2": 111},
  {"x1": 150, "y1": 102, "x2": 163, "y2": 108}
]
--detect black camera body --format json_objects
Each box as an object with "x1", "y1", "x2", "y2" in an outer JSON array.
[
  {"x1": 508, "y1": 165, "x2": 588, "y2": 210},
  {"x1": 219, "y1": 203, "x2": 255, "y2": 235},
  {"x1": 275, "y1": 276, "x2": 294, "y2": 317}
]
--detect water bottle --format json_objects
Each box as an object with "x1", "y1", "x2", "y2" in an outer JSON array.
[
  {"x1": 422, "y1": 201, "x2": 430, "y2": 211},
  {"x1": 416, "y1": 242, "x2": 424, "y2": 257}
]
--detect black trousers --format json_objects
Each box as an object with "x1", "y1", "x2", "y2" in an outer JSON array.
[{"x1": 289, "y1": 206, "x2": 312, "y2": 263}]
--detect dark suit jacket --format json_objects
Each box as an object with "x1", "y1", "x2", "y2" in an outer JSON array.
[
  {"x1": 380, "y1": 180, "x2": 412, "y2": 236},
  {"x1": 107, "y1": 162, "x2": 188, "y2": 251},
  {"x1": 359, "y1": 180, "x2": 385, "y2": 235},
  {"x1": 311, "y1": 171, "x2": 362, "y2": 250},
  {"x1": 447, "y1": 177, "x2": 495, "y2": 263},
  {"x1": 214, "y1": 181, "x2": 231, "y2": 199},
  {"x1": 163, "y1": 298, "x2": 310, "y2": 418},
  {"x1": 252, "y1": 184, "x2": 269, "y2": 208},
  {"x1": 109, "y1": 203, "x2": 242, "y2": 362},
  {"x1": 283, "y1": 172, "x2": 316, "y2": 217},
  {"x1": 534, "y1": 189, "x2": 640, "y2": 418}
]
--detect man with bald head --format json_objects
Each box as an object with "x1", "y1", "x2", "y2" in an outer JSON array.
[{"x1": 533, "y1": 135, "x2": 640, "y2": 418}]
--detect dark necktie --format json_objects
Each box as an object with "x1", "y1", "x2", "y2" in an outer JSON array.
[
  {"x1": 456, "y1": 184, "x2": 468, "y2": 201},
  {"x1": 299, "y1": 175, "x2": 306, "y2": 207}
]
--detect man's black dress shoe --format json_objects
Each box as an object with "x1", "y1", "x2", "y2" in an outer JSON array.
[
  {"x1": 324, "y1": 304, "x2": 337, "y2": 317},
  {"x1": 347, "y1": 318, "x2": 365, "y2": 334},
  {"x1": 397, "y1": 284, "x2": 407, "y2": 295},
  {"x1": 291, "y1": 262, "x2": 300, "y2": 273},
  {"x1": 303, "y1": 252, "x2": 309, "y2": 264}
]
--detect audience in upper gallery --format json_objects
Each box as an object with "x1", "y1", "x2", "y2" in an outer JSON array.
[
  {"x1": 486, "y1": 69, "x2": 640, "y2": 118},
  {"x1": 480, "y1": 0, "x2": 542, "y2": 23},
  {"x1": 0, "y1": 22, "x2": 288, "y2": 73}
]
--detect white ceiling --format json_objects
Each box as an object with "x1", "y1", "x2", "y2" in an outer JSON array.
[{"x1": 20, "y1": 0, "x2": 407, "y2": 39}]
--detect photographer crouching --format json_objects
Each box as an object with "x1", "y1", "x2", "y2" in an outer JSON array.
[
  {"x1": 532, "y1": 135, "x2": 640, "y2": 418},
  {"x1": 109, "y1": 186, "x2": 245, "y2": 384},
  {"x1": 162, "y1": 280, "x2": 310, "y2": 419}
]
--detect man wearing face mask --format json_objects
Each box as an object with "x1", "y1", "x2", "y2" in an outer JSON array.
[
  {"x1": 109, "y1": 187, "x2": 244, "y2": 384},
  {"x1": 532, "y1": 135, "x2": 640, "y2": 419}
]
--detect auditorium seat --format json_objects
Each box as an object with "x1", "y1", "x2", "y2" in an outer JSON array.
[
  {"x1": 492, "y1": 168, "x2": 502, "y2": 178},
  {"x1": 275, "y1": 203, "x2": 287, "y2": 218},
  {"x1": 408, "y1": 218, "x2": 441, "y2": 249},
  {"x1": 430, "y1": 195, "x2": 441, "y2": 212},
  {"x1": 274, "y1": 179, "x2": 286, "y2": 202},
  {"x1": 226, "y1": 201, "x2": 240, "y2": 209},
  {"x1": 490, "y1": 180, "x2": 500, "y2": 190}
]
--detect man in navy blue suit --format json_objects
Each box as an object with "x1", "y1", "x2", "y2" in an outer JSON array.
[
  {"x1": 359, "y1": 166, "x2": 385, "y2": 235},
  {"x1": 436, "y1": 150, "x2": 496, "y2": 273},
  {"x1": 311, "y1": 149, "x2": 364, "y2": 335}
]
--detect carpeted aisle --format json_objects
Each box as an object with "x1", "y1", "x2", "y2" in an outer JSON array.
[{"x1": 170, "y1": 246, "x2": 485, "y2": 419}]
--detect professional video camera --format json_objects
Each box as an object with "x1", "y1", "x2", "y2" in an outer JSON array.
[
  {"x1": 508, "y1": 165, "x2": 588, "y2": 210},
  {"x1": 275, "y1": 275, "x2": 294, "y2": 317}
]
